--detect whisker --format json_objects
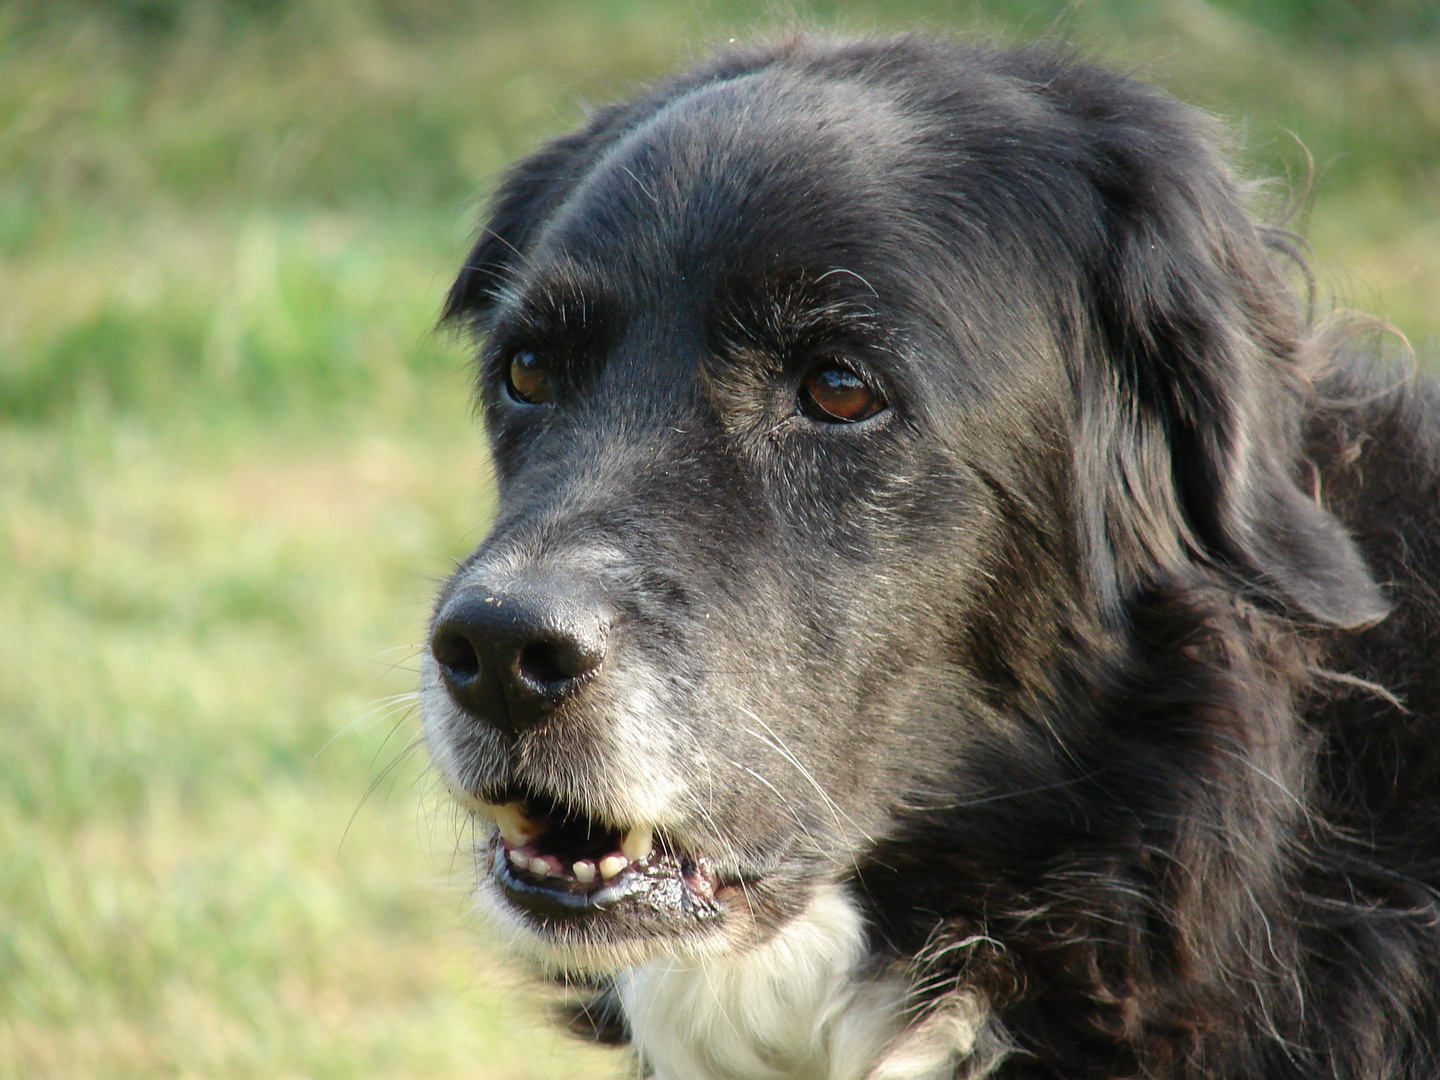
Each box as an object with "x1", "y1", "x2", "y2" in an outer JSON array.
[{"x1": 737, "y1": 706, "x2": 876, "y2": 846}]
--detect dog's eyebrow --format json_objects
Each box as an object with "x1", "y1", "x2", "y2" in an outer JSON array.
[
  {"x1": 708, "y1": 263, "x2": 885, "y2": 363},
  {"x1": 491, "y1": 270, "x2": 619, "y2": 354}
]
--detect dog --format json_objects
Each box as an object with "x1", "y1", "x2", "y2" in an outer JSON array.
[{"x1": 420, "y1": 35, "x2": 1440, "y2": 1079}]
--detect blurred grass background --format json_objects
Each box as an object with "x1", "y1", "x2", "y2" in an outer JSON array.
[{"x1": 1, "y1": 0, "x2": 1436, "y2": 1076}]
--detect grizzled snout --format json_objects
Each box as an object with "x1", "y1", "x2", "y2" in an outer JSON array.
[{"x1": 429, "y1": 579, "x2": 612, "y2": 736}]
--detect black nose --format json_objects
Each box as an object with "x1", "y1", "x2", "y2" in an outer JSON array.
[{"x1": 429, "y1": 581, "x2": 611, "y2": 735}]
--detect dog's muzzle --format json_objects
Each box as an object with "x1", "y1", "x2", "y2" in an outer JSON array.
[{"x1": 428, "y1": 575, "x2": 728, "y2": 942}]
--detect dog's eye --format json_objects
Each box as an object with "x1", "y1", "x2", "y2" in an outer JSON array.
[
  {"x1": 799, "y1": 365, "x2": 885, "y2": 423},
  {"x1": 506, "y1": 351, "x2": 552, "y2": 405}
]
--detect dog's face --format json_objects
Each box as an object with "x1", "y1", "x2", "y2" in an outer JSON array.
[
  {"x1": 422, "y1": 40, "x2": 1385, "y2": 974},
  {"x1": 425, "y1": 66, "x2": 1007, "y2": 968}
]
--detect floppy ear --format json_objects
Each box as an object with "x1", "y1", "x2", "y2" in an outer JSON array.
[{"x1": 1083, "y1": 95, "x2": 1387, "y2": 629}]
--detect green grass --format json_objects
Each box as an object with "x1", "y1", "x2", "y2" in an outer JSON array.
[
  {"x1": 0, "y1": 406, "x2": 621, "y2": 1078},
  {"x1": 2, "y1": 1, "x2": 1437, "y2": 1076}
]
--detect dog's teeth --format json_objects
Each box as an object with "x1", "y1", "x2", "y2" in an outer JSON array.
[
  {"x1": 598, "y1": 854, "x2": 628, "y2": 880},
  {"x1": 508, "y1": 848, "x2": 528, "y2": 869},
  {"x1": 530, "y1": 856, "x2": 564, "y2": 878},
  {"x1": 493, "y1": 802, "x2": 541, "y2": 848},
  {"x1": 620, "y1": 826, "x2": 653, "y2": 863},
  {"x1": 573, "y1": 860, "x2": 597, "y2": 883}
]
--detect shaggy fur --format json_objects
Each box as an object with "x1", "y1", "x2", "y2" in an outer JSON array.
[{"x1": 423, "y1": 35, "x2": 1440, "y2": 1079}]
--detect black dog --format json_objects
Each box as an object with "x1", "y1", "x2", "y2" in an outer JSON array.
[{"x1": 422, "y1": 35, "x2": 1440, "y2": 1079}]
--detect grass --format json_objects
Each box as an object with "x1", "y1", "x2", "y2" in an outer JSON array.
[
  {"x1": 0, "y1": 408, "x2": 619, "y2": 1078},
  {"x1": 2, "y1": 1, "x2": 1436, "y2": 1076}
]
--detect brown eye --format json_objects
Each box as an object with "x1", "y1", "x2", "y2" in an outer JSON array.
[
  {"x1": 800, "y1": 365, "x2": 885, "y2": 423},
  {"x1": 506, "y1": 351, "x2": 552, "y2": 404}
]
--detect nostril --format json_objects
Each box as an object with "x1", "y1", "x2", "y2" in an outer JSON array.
[
  {"x1": 431, "y1": 625, "x2": 481, "y2": 681},
  {"x1": 518, "y1": 640, "x2": 567, "y2": 686},
  {"x1": 518, "y1": 634, "x2": 604, "y2": 689}
]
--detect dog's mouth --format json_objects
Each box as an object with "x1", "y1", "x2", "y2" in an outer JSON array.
[{"x1": 479, "y1": 792, "x2": 724, "y2": 926}]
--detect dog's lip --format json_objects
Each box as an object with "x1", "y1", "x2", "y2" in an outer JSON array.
[{"x1": 491, "y1": 843, "x2": 654, "y2": 914}]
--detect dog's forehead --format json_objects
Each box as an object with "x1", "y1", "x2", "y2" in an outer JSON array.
[
  {"x1": 491, "y1": 63, "x2": 1073, "y2": 413},
  {"x1": 531, "y1": 69, "x2": 921, "y2": 298}
]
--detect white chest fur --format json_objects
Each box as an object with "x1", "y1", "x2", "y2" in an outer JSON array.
[{"x1": 615, "y1": 885, "x2": 1000, "y2": 1080}]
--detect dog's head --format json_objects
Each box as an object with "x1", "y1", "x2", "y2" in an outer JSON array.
[{"x1": 423, "y1": 37, "x2": 1384, "y2": 973}]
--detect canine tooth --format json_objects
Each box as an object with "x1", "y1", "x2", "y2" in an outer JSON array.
[
  {"x1": 573, "y1": 860, "x2": 596, "y2": 883},
  {"x1": 598, "y1": 855, "x2": 628, "y2": 880},
  {"x1": 493, "y1": 802, "x2": 540, "y2": 848},
  {"x1": 620, "y1": 826, "x2": 653, "y2": 863}
]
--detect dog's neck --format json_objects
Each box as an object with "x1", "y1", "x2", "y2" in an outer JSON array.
[{"x1": 615, "y1": 885, "x2": 1002, "y2": 1080}]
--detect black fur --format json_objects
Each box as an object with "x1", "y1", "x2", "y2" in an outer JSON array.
[{"x1": 427, "y1": 35, "x2": 1440, "y2": 1078}]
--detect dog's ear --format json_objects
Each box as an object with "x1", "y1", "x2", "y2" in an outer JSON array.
[{"x1": 1083, "y1": 92, "x2": 1387, "y2": 629}]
